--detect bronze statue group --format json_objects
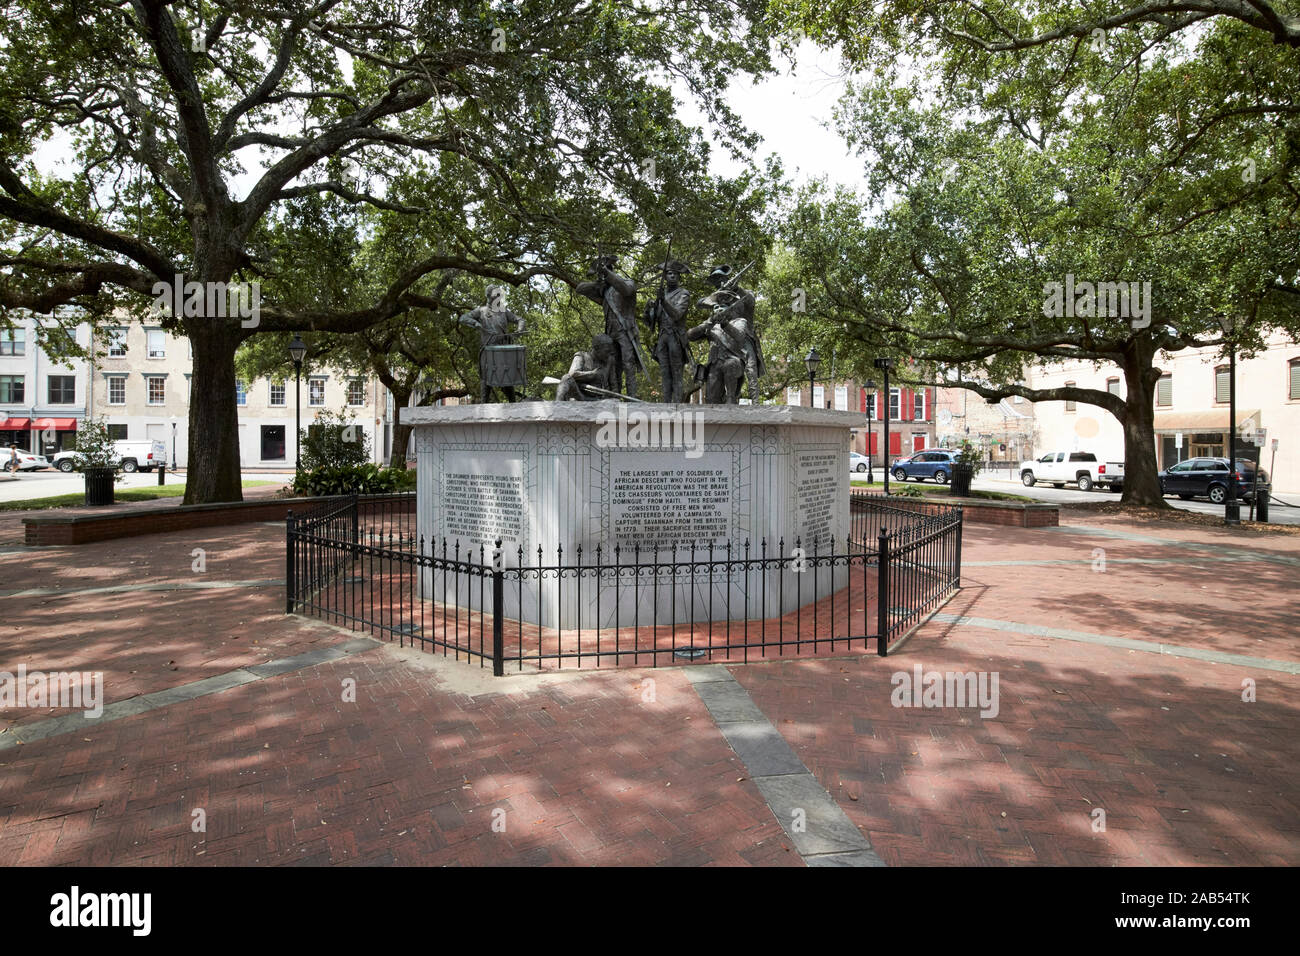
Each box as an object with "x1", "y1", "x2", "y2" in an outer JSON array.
[{"x1": 460, "y1": 257, "x2": 765, "y2": 405}]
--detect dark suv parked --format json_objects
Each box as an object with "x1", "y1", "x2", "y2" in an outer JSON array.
[
  {"x1": 1158, "y1": 457, "x2": 1270, "y2": 504},
  {"x1": 891, "y1": 449, "x2": 960, "y2": 483}
]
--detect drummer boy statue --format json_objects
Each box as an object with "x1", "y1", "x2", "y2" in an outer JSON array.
[{"x1": 459, "y1": 285, "x2": 526, "y2": 403}]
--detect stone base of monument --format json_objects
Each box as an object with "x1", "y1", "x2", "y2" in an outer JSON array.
[{"x1": 403, "y1": 401, "x2": 863, "y2": 630}]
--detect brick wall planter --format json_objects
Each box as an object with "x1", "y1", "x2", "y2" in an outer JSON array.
[
  {"x1": 23, "y1": 495, "x2": 415, "y2": 546},
  {"x1": 850, "y1": 490, "x2": 1057, "y2": 528}
]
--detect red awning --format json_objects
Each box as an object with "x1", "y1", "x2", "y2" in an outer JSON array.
[
  {"x1": 30, "y1": 418, "x2": 78, "y2": 431},
  {"x1": 0, "y1": 417, "x2": 30, "y2": 430}
]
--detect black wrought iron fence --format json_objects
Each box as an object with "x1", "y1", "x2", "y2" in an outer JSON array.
[{"x1": 286, "y1": 492, "x2": 962, "y2": 673}]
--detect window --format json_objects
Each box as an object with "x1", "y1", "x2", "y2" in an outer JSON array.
[
  {"x1": 47, "y1": 375, "x2": 75, "y2": 404},
  {"x1": 309, "y1": 379, "x2": 326, "y2": 406},
  {"x1": 1106, "y1": 377, "x2": 1121, "y2": 397},
  {"x1": 107, "y1": 376, "x2": 126, "y2": 405},
  {"x1": 1157, "y1": 374, "x2": 1172, "y2": 407},
  {"x1": 1013, "y1": 393, "x2": 1023, "y2": 404},
  {"x1": 0, "y1": 328, "x2": 24, "y2": 356},
  {"x1": 107, "y1": 424, "x2": 128, "y2": 441},
  {"x1": 913, "y1": 389, "x2": 927, "y2": 421},
  {"x1": 260, "y1": 425, "x2": 286, "y2": 461},
  {"x1": 146, "y1": 376, "x2": 166, "y2": 405},
  {"x1": 786, "y1": 387, "x2": 801, "y2": 406},
  {"x1": 1064, "y1": 382, "x2": 1076, "y2": 413},
  {"x1": 236, "y1": 380, "x2": 247, "y2": 406},
  {"x1": 147, "y1": 329, "x2": 166, "y2": 359},
  {"x1": 107, "y1": 329, "x2": 127, "y2": 357},
  {"x1": 889, "y1": 388, "x2": 900, "y2": 420},
  {"x1": 0, "y1": 375, "x2": 24, "y2": 403},
  {"x1": 1290, "y1": 359, "x2": 1300, "y2": 400},
  {"x1": 1215, "y1": 366, "x2": 1230, "y2": 403},
  {"x1": 269, "y1": 382, "x2": 286, "y2": 406},
  {"x1": 347, "y1": 379, "x2": 365, "y2": 406}
]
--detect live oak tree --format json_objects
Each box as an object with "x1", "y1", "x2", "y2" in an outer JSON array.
[
  {"x1": 0, "y1": 0, "x2": 775, "y2": 502},
  {"x1": 767, "y1": 5, "x2": 1300, "y2": 505}
]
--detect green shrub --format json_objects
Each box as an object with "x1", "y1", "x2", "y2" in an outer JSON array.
[
  {"x1": 292, "y1": 463, "x2": 415, "y2": 497},
  {"x1": 297, "y1": 408, "x2": 371, "y2": 472},
  {"x1": 889, "y1": 484, "x2": 925, "y2": 499}
]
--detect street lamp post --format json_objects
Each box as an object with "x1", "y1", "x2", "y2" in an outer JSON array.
[
  {"x1": 863, "y1": 378, "x2": 877, "y2": 484},
  {"x1": 804, "y1": 348, "x2": 821, "y2": 408},
  {"x1": 170, "y1": 418, "x2": 177, "y2": 472},
  {"x1": 288, "y1": 335, "x2": 307, "y2": 471},
  {"x1": 874, "y1": 357, "x2": 896, "y2": 494},
  {"x1": 1217, "y1": 317, "x2": 1240, "y2": 525}
]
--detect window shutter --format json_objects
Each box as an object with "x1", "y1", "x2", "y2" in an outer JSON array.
[
  {"x1": 1290, "y1": 362, "x2": 1300, "y2": 401},
  {"x1": 889, "y1": 432, "x2": 902, "y2": 455},
  {"x1": 1157, "y1": 376, "x2": 1172, "y2": 407},
  {"x1": 1216, "y1": 369, "x2": 1230, "y2": 404}
]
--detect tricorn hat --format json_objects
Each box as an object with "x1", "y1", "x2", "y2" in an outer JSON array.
[
  {"x1": 659, "y1": 259, "x2": 691, "y2": 274},
  {"x1": 706, "y1": 264, "x2": 733, "y2": 288}
]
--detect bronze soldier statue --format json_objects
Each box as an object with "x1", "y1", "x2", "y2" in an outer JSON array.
[
  {"x1": 556, "y1": 333, "x2": 620, "y2": 401},
  {"x1": 642, "y1": 258, "x2": 694, "y2": 403},
  {"x1": 576, "y1": 256, "x2": 647, "y2": 399},
  {"x1": 704, "y1": 264, "x2": 764, "y2": 402}
]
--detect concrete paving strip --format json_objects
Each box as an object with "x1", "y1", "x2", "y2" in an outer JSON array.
[
  {"x1": 1045, "y1": 525, "x2": 1300, "y2": 565},
  {"x1": 930, "y1": 613, "x2": 1300, "y2": 675},
  {"x1": 684, "y1": 664, "x2": 887, "y2": 867},
  {"x1": 0, "y1": 578, "x2": 284, "y2": 599},
  {"x1": 0, "y1": 636, "x2": 382, "y2": 750}
]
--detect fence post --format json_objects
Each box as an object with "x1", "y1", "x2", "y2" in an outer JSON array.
[
  {"x1": 877, "y1": 527, "x2": 890, "y2": 656},
  {"x1": 286, "y1": 510, "x2": 296, "y2": 614},
  {"x1": 954, "y1": 507, "x2": 964, "y2": 588},
  {"x1": 492, "y1": 537, "x2": 505, "y2": 676},
  {"x1": 351, "y1": 492, "x2": 359, "y2": 549}
]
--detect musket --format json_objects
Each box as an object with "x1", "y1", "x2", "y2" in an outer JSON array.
[
  {"x1": 721, "y1": 260, "x2": 755, "y2": 290},
  {"x1": 540, "y1": 376, "x2": 646, "y2": 402}
]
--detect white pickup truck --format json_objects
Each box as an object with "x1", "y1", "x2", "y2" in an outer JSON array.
[
  {"x1": 52, "y1": 439, "x2": 168, "y2": 474},
  {"x1": 1019, "y1": 451, "x2": 1124, "y2": 492}
]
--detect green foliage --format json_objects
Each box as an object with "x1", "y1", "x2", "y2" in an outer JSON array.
[
  {"x1": 292, "y1": 464, "x2": 416, "y2": 497},
  {"x1": 297, "y1": 409, "x2": 371, "y2": 472},
  {"x1": 889, "y1": 484, "x2": 924, "y2": 499},
  {"x1": 954, "y1": 441, "x2": 984, "y2": 476},
  {"x1": 68, "y1": 418, "x2": 122, "y2": 476}
]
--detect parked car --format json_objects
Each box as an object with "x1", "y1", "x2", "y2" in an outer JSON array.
[
  {"x1": 849, "y1": 452, "x2": 872, "y2": 473},
  {"x1": 1019, "y1": 450, "x2": 1124, "y2": 492},
  {"x1": 4, "y1": 449, "x2": 51, "y2": 472},
  {"x1": 891, "y1": 449, "x2": 959, "y2": 483},
  {"x1": 52, "y1": 439, "x2": 167, "y2": 474},
  {"x1": 1159, "y1": 457, "x2": 1270, "y2": 504}
]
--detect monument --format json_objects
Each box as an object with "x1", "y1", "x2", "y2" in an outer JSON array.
[{"x1": 403, "y1": 401, "x2": 860, "y2": 628}]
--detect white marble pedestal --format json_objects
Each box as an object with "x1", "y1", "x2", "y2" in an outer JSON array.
[{"x1": 402, "y1": 402, "x2": 861, "y2": 629}]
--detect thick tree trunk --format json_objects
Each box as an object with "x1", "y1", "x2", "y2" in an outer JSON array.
[
  {"x1": 185, "y1": 323, "x2": 244, "y2": 504},
  {"x1": 389, "y1": 388, "x2": 413, "y2": 469},
  {"x1": 1118, "y1": 341, "x2": 1167, "y2": 507}
]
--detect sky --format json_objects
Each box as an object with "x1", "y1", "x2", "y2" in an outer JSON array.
[{"x1": 678, "y1": 40, "x2": 865, "y2": 191}]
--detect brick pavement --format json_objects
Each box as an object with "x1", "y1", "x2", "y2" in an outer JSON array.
[{"x1": 0, "y1": 511, "x2": 1296, "y2": 865}]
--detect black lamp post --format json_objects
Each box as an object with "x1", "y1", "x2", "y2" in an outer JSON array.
[
  {"x1": 1217, "y1": 316, "x2": 1240, "y2": 525},
  {"x1": 804, "y1": 347, "x2": 821, "y2": 407},
  {"x1": 288, "y1": 335, "x2": 306, "y2": 470},
  {"x1": 863, "y1": 378, "x2": 877, "y2": 484},
  {"x1": 874, "y1": 357, "x2": 896, "y2": 494}
]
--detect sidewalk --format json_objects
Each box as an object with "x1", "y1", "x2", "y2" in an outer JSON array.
[{"x1": 1, "y1": 512, "x2": 1296, "y2": 865}]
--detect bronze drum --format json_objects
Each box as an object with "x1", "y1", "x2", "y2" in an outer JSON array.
[{"x1": 481, "y1": 344, "x2": 527, "y2": 389}]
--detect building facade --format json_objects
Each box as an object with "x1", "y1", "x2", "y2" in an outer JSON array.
[
  {"x1": 88, "y1": 319, "x2": 393, "y2": 468},
  {"x1": 786, "y1": 381, "x2": 936, "y2": 462},
  {"x1": 933, "y1": 387, "x2": 1037, "y2": 463},
  {"x1": 1027, "y1": 331, "x2": 1299, "y2": 494},
  {"x1": 0, "y1": 312, "x2": 91, "y2": 456}
]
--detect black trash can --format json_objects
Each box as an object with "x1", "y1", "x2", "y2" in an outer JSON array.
[
  {"x1": 1256, "y1": 491, "x2": 1270, "y2": 523},
  {"x1": 950, "y1": 462, "x2": 974, "y2": 497},
  {"x1": 83, "y1": 467, "x2": 115, "y2": 506}
]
